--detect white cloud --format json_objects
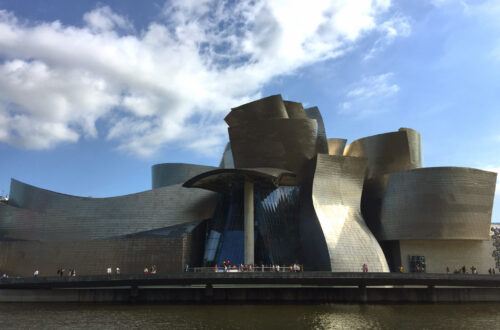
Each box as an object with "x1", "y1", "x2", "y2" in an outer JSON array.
[
  {"x1": 83, "y1": 6, "x2": 133, "y2": 32},
  {"x1": 0, "y1": 1, "x2": 398, "y2": 157},
  {"x1": 364, "y1": 14, "x2": 411, "y2": 60},
  {"x1": 338, "y1": 72, "x2": 399, "y2": 118}
]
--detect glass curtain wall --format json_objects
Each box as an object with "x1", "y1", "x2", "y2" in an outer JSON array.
[{"x1": 203, "y1": 185, "x2": 301, "y2": 267}]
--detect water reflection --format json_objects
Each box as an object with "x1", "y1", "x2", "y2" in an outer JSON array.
[{"x1": 0, "y1": 303, "x2": 499, "y2": 329}]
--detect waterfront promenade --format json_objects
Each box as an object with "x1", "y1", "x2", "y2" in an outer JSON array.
[
  {"x1": 1, "y1": 271, "x2": 500, "y2": 289},
  {"x1": 1, "y1": 272, "x2": 500, "y2": 303}
]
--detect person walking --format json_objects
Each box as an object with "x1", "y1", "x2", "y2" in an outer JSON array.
[
  {"x1": 116, "y1": 267, "x2": 120, "y2": 275},
  {"x1": 33, "y1": 269, "x2": 39, "y2": 278}
]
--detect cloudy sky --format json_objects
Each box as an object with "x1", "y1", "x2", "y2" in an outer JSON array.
[{"x1": 0, "y1": 0, "x2": 498, "y2": 221}]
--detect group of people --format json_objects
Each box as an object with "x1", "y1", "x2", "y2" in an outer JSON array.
[
  {"x1": 143, "y1": 265, "x2": 157, "y2": 275},
  {"x1": 106, "y1": 267, "x2": 120, "y2": 275},
  {"x1": 447, "y1": 265, "x2": 482, "y2": 274},
  {"x1": 57, "y1": 268, "x2": 76, "y2": 277},
  {"x1": 212, "y1": 263, "x2": 303, "y2": 272}
]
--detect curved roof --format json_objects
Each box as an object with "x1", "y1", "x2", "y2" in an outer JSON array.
[
  {"x1": 4, "y1": 179, "x2": 217, "y2": 241},
  {"x1": 344, "y1": 128, "x2": 422, "y2": 179},
  {"x1": 183, "y1": 167, "x2": 297, "y2": 194}
]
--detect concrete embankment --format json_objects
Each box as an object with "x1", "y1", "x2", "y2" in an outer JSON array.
[{"x1": 1, "y1": 272, "x2": 500, "y2": 303}]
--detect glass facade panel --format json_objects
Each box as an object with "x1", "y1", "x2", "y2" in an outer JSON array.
[{"x1": 204, "y1": 185, "x2": 301, "y2": 266}]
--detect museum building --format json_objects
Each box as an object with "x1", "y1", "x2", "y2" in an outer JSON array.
[{"x1": 0, "y1": 95, "x2": 497, "y2": 276}]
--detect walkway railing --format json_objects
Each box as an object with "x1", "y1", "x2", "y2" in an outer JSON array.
[{"x1": 191, "y1": 266, "x2": 303, "y2": 273}]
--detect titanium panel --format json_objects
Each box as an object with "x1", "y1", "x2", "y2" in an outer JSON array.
[
  {"x1": 2, "y1": 179, "x2": 216, "y2": 241},
  {"x1": 304, "y1": 106, "x2": 329, "y2": 154},
  {"x1": 306, "y1": 154, "x2": 389, "y2": 272},
  {"x1": 379, "y1": 167, "x2": 497, "y2": 240},
  {"x1": 224, "y1": 94, "x2": 288, "y2": 127},
  {"x1": 0, "y1": 220, "x2": 206, "y2": 276},
  {"x1": 218, "y1": 142, "x2": 234, "y2": 168},
  {"x1": 228, "y1": 118, "x2": 318, "y2": 184},
  {"x1": 284, "y1": 100, "x2": 308, "y2": 119},
  {"x1": 327, "y1": 138, "x2": 347, "y2": 156},
  {"x1": 344, "y1": 128, "x2": 423, "y2": 179},
  {"x1": 152, "y1": 163, "x2": 216, "y2": 189}
]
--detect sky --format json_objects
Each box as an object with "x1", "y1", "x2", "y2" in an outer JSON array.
[{"x1": 0, "y1": 0, "x2": 498, "y2": 221}]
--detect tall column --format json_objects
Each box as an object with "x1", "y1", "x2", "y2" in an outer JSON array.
[{"x1": 244, "y1": 179, "x2": 254, "y2": 265}]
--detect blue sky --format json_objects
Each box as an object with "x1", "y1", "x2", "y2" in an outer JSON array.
[{"x1": 0, "y1": 0, "x2": 498, "y2": 221}]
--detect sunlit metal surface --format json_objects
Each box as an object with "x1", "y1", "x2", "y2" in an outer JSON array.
[
  {"x1": 327, "y1": 138, "x2": 347, "y2": 156},
  {"x1": 229, "y1": 119, "x2": 317, "y2": 184},
  {"x1": 344, "y1": 128, "x2": 422, "y2": 179},
  {"x1": 304, "y1": 106, "x2": 329, "y2": 154},
  {"x1": 378, "y1": 167, "x2": 497, "y2": 240},
  {"x1": 4, "y1": 179, "x2": 216, "y2": 241},
  {"x1": 224, "y1": 94, "x2": 288, "y2": 127},
  {"x1": 301, "y1": 154, "x2": 389, "y2": 272}
]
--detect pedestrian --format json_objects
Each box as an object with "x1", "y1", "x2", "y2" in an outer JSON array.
[
  {"x1": 34, "y1": 269, "x2": 39, "y2": 277},
  {"x1": 184, "y1": 264, "x2": 189, "y2": 272},
  {"x1": 72, "y1": 269, "x2": 76, "y2": 277},
  {"x1": 399, "y1": 265, "x2": 404, "y2": 273},
  {"x1": 116, "y1": 267, "x2": 120, "y2": 275},
  {"x1": 151, "y1": 265, "x2": 157, "y2": 274},
  {"x1": 107, "y1": 267, "x2": 112, "y2": 275},
  {"x1": 2, "y1": 273, "x2": 7, "y2": 279},
  {"x1": 144, "y1": 267, "x2": 149, "y2": 275}
]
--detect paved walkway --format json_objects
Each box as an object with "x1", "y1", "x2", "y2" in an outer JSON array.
[{"x1": 1, "y1": 272, "x2": 500, "y2": 290}]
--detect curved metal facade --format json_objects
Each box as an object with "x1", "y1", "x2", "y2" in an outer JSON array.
[
  {"x1": 301, "y1": 154, "x2": 389, "y2": 272},
  {"x1": 3, "y1": 179, "x2": 216, "y2": 241},
  {"x1": 344, "y1": 128, "x2": 423, "y2": 179},
  {"x1": 228, "y1": 119, "x2": 318, "y2": 184},
  {"x1": 225, "y1": 94, "x2": 288, "y2": 127},
  {"x1": 0, "y1": 221, "x2": 207, "y2": 276},
  {"x1": 327, "y1": 138, "x2": 347, "y2": 156},
  {"x1": 152, "y1": 163, "x2": 216, "y2": 189},
  {"x1": 284, "y1": 100, "x2": 308, "y2": 119},
  {"x1": 304, "y1": 106, "x2": 329, "y2": 154},
  {"x1": 378, "y1": 167, "x2": 497, "y2": 241}
]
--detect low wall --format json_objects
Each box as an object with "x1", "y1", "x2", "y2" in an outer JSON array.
[{"x1": 2, "y1": 286, "x2": 500, "y2": 303}]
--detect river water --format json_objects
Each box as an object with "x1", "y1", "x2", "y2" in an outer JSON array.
[{"x1": 0, "y1": 303, "x2": 499, "y2": 329}]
